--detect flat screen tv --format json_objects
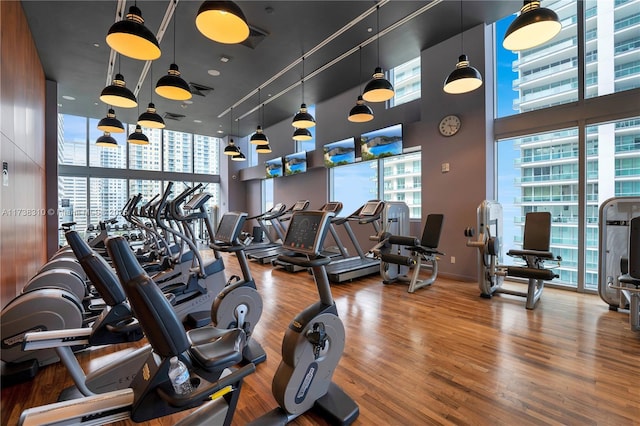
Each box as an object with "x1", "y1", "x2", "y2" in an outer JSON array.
[
  {"x1": 360, "y1": 123, "x2": 403, "y2": 160},
  {"x1": 323, "y1": 138, "x2": 355, "y2": 168},
  {"x1": 265, "y1": 157, "x2": 283, "y2": 178},
  {"x1": 284, "y1": 151, "x2": 307, "y2": 176}
]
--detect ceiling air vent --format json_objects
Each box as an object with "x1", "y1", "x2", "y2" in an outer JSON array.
[
  {"x1": 189, "y1": 82, "x2": 214, "y2": 97},
  {"x1": 241, "y1": 25, "x2": 269, "y2": 49},
  {"x1": 163, "y1": 112, "x2": 186, "y2": 121}
]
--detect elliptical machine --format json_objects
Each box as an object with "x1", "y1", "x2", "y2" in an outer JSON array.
[{"x1": 249, "y1": 209, "x2": 359, "y2": 425}]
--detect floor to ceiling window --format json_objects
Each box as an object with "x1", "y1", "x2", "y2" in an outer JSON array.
[
  {"x1": 58, "y1": 114, "x2": 222, "y2": 246},
  {"x1": 494, "y1": 0, "x2": 640, "y2": 291}
]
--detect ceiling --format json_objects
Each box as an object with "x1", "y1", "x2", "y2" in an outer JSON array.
[{"x1": 21, "y1": 0, "x2": 519, "y2": 138}]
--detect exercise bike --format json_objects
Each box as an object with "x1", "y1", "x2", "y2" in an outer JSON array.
[
  {"x1": 257, "y1": 210, "x2": 361, "y2": 424},
  {"x1": 19, "y1": 236, "x2": 255, "y2": 425}
]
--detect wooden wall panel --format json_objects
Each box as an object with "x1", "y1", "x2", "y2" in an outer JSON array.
[{"x1": 0, "y1": 0, "x2": 47, "y2": 308}]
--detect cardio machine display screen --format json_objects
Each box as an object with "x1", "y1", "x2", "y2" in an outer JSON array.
[
  {"x1": 283, "y1": 211, "x2": 332, "y2": 255},
  {"x1": 360, "y1": 201, "x2": 381, "y2": 216},
  {"x1": 215, "y1": 212, "x2": 246, "y2": 244}
]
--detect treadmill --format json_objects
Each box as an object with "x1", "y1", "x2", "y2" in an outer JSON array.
[
  {"x1": 272, "y1": 201, "x2": 348, "y2": 272},
  {"x1": 247, "y1": 200, "x2": 310, "y2": 264},
  {"x1": 325, "y1": 200, "x2": 386, "y2": 283},
  {"x1": 242, "y1": 202, "x2": 288, "y2": 252}
]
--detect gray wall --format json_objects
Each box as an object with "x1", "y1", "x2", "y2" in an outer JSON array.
[{"x1": 230, "y1": 24, "x2": 492, "y2": 282}]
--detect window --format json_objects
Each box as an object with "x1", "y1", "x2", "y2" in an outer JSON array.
[
  {"x1": 129, "y1": 126, "x2": 162, "y2": 171},
  {"x1": 330, "y1": 150, "x2": 421, "y2": 219},
  {"x1": 495, "y1": 1, "x2": 578, "y2": 117},
  {"x1": 262, "y1": 178, "x2": 274, "y2": 213},
  {"x1": 58, "y1": 113, "x2": 222, "y2": 247},
  {"x1": 388, "y1": 57, "x2": 421, "y2": 108},
  {"x1": 163, "y1": 130, "x2": 193, "y2": 173}
]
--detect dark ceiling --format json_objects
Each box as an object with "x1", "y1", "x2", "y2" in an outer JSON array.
[{"x1": 21, "y1": 0, "x2": 519, "y2": 138}]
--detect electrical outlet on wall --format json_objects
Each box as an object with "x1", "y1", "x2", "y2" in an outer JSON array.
[{"x1": 451, "y1": 256, "x2": 456, "y2": 264}]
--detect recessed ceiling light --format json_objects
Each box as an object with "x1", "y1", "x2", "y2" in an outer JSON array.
[
  {"x1": 217, "y1": 129, "x2": 224, "y2": 134},
  {"x1": 220, "y1": 56, "x2": 230, "y2": 63},
  {"x1": 94, "y1": 102, "x2": 98, "y2": 106},
  {"x1": 183, "y1": 100, "x2": 193, "y2": 104},
  {"x1": 193, "y1": 119, "x2": 202, "y2": 123},
  {"x1": 57, "y1": 103, "x2": 62, "y2": 107},
  {"x1": 62, "y1": 95, "x2": 75, "y2": 101},
  {"x1": 367, "y1": 27, "x2": 373, "y2": 33},
  {"x1": 207, "y1": 69, "x2": 221, "y2": 76},
  {"x1": 93, "y1": 43, "x2": 100, "y2": 48}
]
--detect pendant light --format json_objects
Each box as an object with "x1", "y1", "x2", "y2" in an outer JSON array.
[
  {"x1": 224, "y1": 108, "x2": 241, "y2": 156},
  {"x1": 106, "y1": 3, "x2": 161, "y2": 61},
  {"x1": 96, "y1": 131, "x2": 118, "y2": 147},
  {"x1": 100, "y1": 56, "x2": 137, "y2": 108},
  {"x1": 156, "y1": 5, "x2": 192, "y2": 101},
  {"x1": 443, "y1": 1, "x2": 483, "y2": 95},
  {"x1": 256, "y1": 144, "x2": 272, "y2": 154},
  {"x1": 196, "y1": 1, "x2": 250, "y2": 44},
  {"x1": 138, "y1": 65, "x2": 166, "y2": 128},
  {"x1": 97, "y1": 108, "x2": 125, "y2": 133},
  {"x1": 250, "y1": 89, "x2": 269, "y2": 145},
  {"x1": 503, "y1": 1, "x2": 561, "y2": 51},
  {"x1": 129, "y1": 103, "x2": 149, "y2": 145},
  {"x1": 292, "y1": 127, "x2": 312, "y2": 141},
  {"x1": 231, "y1": 117, "x2": 246, "y2": 161},
  {"x1": 128, "y1": 125, "x2": 150, "y2": 145},
  {"x1": 291, "y1": 57, "x2": 316, "y2": 129},
  {"x1": 348, "y1": 46, "x2": 374, "y2": 123},
  {"x1": 362, "y1": 5, "x2": 394, "y2": 103}
]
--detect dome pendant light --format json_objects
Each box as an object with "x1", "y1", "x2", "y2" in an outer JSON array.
[
  {"x1": 292, "y1": 127, "x2": 312, "y2": 141},
  {"x1": 444, "y1": 55, "x2": 483, "y2": 94},
  {"x1": 362, "y1": 5, "x2": 394, "y2": 103},
  {"x1": 106, "y1": 4, "x2": 161, "y2": 61},
  {"x1": 138, "y1": 65, "x2": 166, "y2": 128},
  {"x1": 156, "y1": 6, "x2": 192, "y2": 101},
  {"x1": 231, "y1": 116, "x2": 246, "y2": 161},
  {"x1": 224, "y1": 108, "x2": 241, "y2": 156},
  {"x1": 97, "y1": 108, "x2": 125, "y2": 133},
  {"x1": 256, "y1": 144, "x2": 272, "y2": 154},
  {"x1": 503, "y1": 0, "x2": 561, "y2": 51},
  {"x1": 128, "y1": 125, "x2": 150, "y2": 145},
  {"x1": 129, "y1": 102, "x2": 149, "y2": 145},
  {"x1": 291, "y1": 57, "x2": 316, "y2": 129},
  {"x1": 100, "y1": 59, "x2": 137, "y2": 108},
  {"x1": 96, "y1": 131, "x2": 118, "y2": 147},
  {"x1": 444, "y1": 2, "x2": 483, "y2": 95},
  {"x1": 250, "y1": 89, "x2": 269, "y2": 146},
  {"x1": 348, "y1": 46, "x2": 374, "y2": 123},
  {"x1": 196, "y1": 1, "x2": 250, "y2": 44}
]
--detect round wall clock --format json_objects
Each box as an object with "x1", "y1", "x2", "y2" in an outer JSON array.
[{"x1": 439, "y1": 114, "x2": 461, "y2": 137}]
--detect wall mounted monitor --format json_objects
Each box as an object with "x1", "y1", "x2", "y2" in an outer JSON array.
[
  {"x1": 284, "y1": 151, "x2": 307, "y2": 176},
  {"x1": 323, "y1": 137, "x2": 355, "y2": 168},
  {"x1": 360, "y1": 123, "x2": 403, "y2": 161},
  {"x1": 265, "y1": 157, "x2": 283, "y2": 178}
]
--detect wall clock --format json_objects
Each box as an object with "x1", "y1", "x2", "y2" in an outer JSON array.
[{"x1": 439, "y1": 114, "x2": 461, "y2": 137}]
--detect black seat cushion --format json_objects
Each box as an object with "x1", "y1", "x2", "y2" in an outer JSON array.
[{"x1": 189, "y1": 328, "x2": 245, "y2": 370}]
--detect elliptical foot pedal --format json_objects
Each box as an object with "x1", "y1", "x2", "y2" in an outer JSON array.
[
  {"x1": 314, "y1": 382, "x2": 359, "y2": 425},
  {"x1": 1, "y1": 359, "x2": 39, "y2": 387},
  {"x1": 186, "y1": 311, "x2": 211, "y2": 328}
]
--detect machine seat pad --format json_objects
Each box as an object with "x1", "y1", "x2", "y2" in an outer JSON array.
[
  {"x1": 507, "y1": 266, "x2": 557, "y2": 281},
  {"x1": 413, "y1": 246, "x2": 444, "y2": 257},
  {"x1": 507, "y1": 249, "x2": 555, "y2": 260},
  {"x1": 189, "y1": 328, "x2": 245, "y2": 370},
  {"x1": 619, "y1": 274, "x2": 640, "y2": 287},
  {"x1": 187, "y1": 326, "x2": 231, "y2": 346}
]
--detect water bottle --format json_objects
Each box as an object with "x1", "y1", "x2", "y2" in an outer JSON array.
[{"x1": 168, "y1": 356, "x2": 193, "y2": 395}]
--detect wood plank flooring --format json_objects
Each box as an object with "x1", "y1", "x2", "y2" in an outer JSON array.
[{"x1": 2, "y1": 253, "x2": 639, "y2": 425}]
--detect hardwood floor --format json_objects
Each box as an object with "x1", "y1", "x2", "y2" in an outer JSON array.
[{"x1": 2, "y1": 253, "x2": 640, "y2": 425}]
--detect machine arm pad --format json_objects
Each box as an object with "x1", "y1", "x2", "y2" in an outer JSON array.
[{"x1": 380, "y1": 253, "x2": 415, "y2": 266}]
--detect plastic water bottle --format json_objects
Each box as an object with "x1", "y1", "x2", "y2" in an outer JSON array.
[{"x1": 168, "y1": 356, "x2": 193, "y2": 395}]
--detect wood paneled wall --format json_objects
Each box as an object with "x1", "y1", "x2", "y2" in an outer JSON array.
[{"x1": 0, "y1": 0, "x2": 47, "y2": 308}]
